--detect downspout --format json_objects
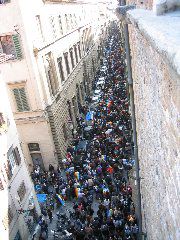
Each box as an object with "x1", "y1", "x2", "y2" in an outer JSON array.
[{"x1": 116, "y1": 3, "x2": 143, "y2": 239}]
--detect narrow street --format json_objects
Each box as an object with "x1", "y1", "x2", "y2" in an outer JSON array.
[{"x1": 32, "y1": 23, "x2": 138, "y2": 240}]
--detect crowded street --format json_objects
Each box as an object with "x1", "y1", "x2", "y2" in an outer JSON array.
[{"x1": 32, "y1": 23, "x2": 138, "y2": 240}]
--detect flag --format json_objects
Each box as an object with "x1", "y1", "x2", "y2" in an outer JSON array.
[{"x1": 56, "y1": 194, "x2": 65, "y2": 206}]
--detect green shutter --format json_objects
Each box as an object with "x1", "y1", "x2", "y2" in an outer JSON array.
[
  {"x1": 19, "y1": 87, "x2": 30, "y2": 111},
  {"x1": 13, "y1": 87, "x2": 30, "y2": 112},
  {"x1": 13, "y1": 88, "x2": 24, "y2": 112},
  {"x1": 12, "y1": 35, "x2": 22, "y2": 60}
]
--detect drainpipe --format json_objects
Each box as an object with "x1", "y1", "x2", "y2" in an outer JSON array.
[{"x1": 116, "y1": 3, "x2": 143, "y2": 239}]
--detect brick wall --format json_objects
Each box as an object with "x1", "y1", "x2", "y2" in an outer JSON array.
[{"x1": 128, "y1": 25, "x2": 180, "y2": 239}]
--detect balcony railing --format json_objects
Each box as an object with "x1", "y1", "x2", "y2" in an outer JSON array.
[{"x1": 0, "y1": 0, "x2": 10, "y2": 5}]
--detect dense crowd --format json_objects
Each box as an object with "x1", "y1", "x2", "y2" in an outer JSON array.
[{"x1": 32, "y1": 23, "x2": 138, "y2": 240}]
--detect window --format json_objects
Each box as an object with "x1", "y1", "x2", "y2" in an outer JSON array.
[
  {"x1": 0, "y1": 35, "x2": 22, "y2": 61},
  {"x1": 5, "y1": 146, "x2": 21, "y2": 180},
  {"x1": 17, "y1": 181, "x2": 26, "y2": 202},
  {"x1": 0, "y1": 0, "x2": 10, "y2": 5},
  {"x1": 49, "y1": 16, "x2": 57, "y2": 39},
  {"x1": 77, "y1": 42, "x2": 81, "y2": 59},
  {"x1": 62, "y1": 124, "x2": 67, "y2": 141},
  {"x1": 64, "y1": 53, "x2": 70, "y2": 75},
  {"x1": 4, "y1": 162, "x2": 13, "y2": 180},
  {"x1": 74, "y1": 14, "x2": 77, "y2": 27},
  {"x1": 28, "y1": 143, "x2": 40, "y2": 152},
  {"x1": 67, "y1": 100, "x2": 73, "y2": 122},
  {"x1": 72, "y1": 96, "x2": 78, "y2": 117},
  {"x1": 57, "y1": 57, "x2": 65, "y2": 82},
  {"x1": 65, "y1": 14, "x2": 69, "y2": 31},
  {"x1": 8, "y1": 206, "x2": 13, "y2": 224},
  {"x1": 0, "y1": 177, "x2": 4, "y2": 191},
  {"x1": 45, "y1": 53, "x2": 59, "y2": 96},
  {"x1": 58, "y1": 15, "x2": 63, "y2": 35},
  {"x1": 70, "y1": 14, "x2": 73, "y2": 29},
  {"x1": 0, "y1": 112, "x2": 5, "y2": 127},
  {"x1": 35, "y1": 15, "x2": 44, "y2": 41},
  {"x1": 80, "y1": 83, "x2": 84, "y2": 100},
  {"x1": 13, "y1": 147, "x2": 21, "y2": 166},
  {"x1": 8, "y1": 152, "x2": 16, "y2": 173},
  {"x1": 2, "y1": 206, "x2": 13, "y2": 230},
  {"x1": 12, "y1": 87, "x2": 30, "y2": 112},
  {"x1": 69, "y1": 48, "x2": 74, "y2": 69},
  {"x1": 74, "y1": 45, "x2": 78, "y2": 64}
]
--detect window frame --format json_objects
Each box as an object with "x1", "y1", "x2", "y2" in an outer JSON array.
[
  {"x1": 64, "y1": 53, "x2": 70, "y2": 75},
  {"x1": 74, "y1": 45, "x2": 78, "y2": 64},
  {"x1": 69, "y1": 48, "x2": 75, "y2": 69},
  {"x1": 62, "y1": 123, "x2": 68, "y2": 141},
  {"x1": 77, "y1": 42, "x2": 81, "y2": 59},
  {"x1": 0, "y1": 34, "x2": 22, "y2": 61},
  {"x1": 57, "y1": 57, "x2": 65, "y2": 83},
  {"x1": 17, "y1": 181, "x2": 26, "y2": 202}
]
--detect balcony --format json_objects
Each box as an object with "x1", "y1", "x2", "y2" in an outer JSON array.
[{"x1": 0, "y1": 0, "x2": 10, "y2": 5}]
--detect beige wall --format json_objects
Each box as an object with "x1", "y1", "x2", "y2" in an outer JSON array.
[
  {"x1": 0, "y1": 0, "x2": 110, "y2": 169},
  {"x1": 17, "y1": 120, "x2": 56, "y2": 170},
  {"x1": 128, "y1": 23, "x2": 180, "y2": 240},
  {"x1": 0, "y1": 75, "x2": 40, "y2": 240}
]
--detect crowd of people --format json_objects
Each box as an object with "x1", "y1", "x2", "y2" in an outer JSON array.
[{"x1": 32, "y1": 23, "x2": 138, "y2": 240}]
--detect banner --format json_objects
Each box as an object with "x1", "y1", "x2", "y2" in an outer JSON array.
[{"x1": 56, "y1": 194, "x2": 65, "y2": 206}]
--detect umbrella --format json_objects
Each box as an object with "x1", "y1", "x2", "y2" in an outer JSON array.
[
  {"x1": 84, "y1": 126, "x2": 93, "y2": 131},
  {"x1": 77, "y1": 140, "x2": 88, "y2": 151},
  {"x1": 94, "y1": 89, "x2": 101, "y2": 94},
  {"x1": 92, "y1": 96, "x2": 99, "y2": 101},
  {"x1": 105, "y1": 129, "x2": 113, "y2": 135},
  {"x1": 86, "y1": 111, "x2": 94, "y2": 121},
  {"x1": 37, "y1": 194, "x2": 47, "y2": 203}
]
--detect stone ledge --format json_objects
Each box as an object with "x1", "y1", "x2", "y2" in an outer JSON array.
[{"x1": 127, "y1": 9, "x2": 180, "y2": 76}]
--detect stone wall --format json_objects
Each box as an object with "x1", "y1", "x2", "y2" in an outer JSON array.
[
  {"x1": 126, "y1": 0, "x2": 153, "y2": 10},
  {"x1": 128, "y1": 24, "x2": 180, "y2": 239}
]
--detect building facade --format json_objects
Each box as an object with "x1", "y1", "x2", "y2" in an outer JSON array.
[
  {"x1": 117, "y1": 0, "x2": 180, "y2": 239},
  {"x1": 0, "y1": 73, "x2": 41, "y2": 240},
  {"x1": 0, "y1": 0, "x2": 110, "y2": 170}
]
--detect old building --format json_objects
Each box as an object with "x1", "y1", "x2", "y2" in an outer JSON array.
[
  {"x1": 0, "y1": 72, "x2": 41, "y2": 240},
  {"x1": 117, "y1": 0, "x2": 180, "y2": 239},
  {"x1": 0, "y1": 0, "x2": 110, "y2": 170}
]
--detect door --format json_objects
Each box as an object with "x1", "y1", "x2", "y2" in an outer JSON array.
[{"x1": 30, "y1": 153, "x2": 44, "y2": 169}]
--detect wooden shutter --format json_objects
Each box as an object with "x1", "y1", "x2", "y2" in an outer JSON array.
[
  {"x1": 19, "y1": 88, "x2": 30, "y2": 111},
  {"x1": 13, "y1": 88, "x2": 30, "y2": 112},
  {"x1": 12, "y1": 35, "x2": 23, "y2": 59},
  {"x1": 13, "y1": 88, "x2": 23, "y2": 112},
  {"x1": 13, "y1": 147, "x2": 21, "y2": 166}
]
